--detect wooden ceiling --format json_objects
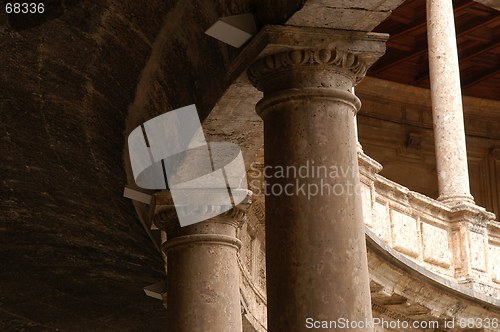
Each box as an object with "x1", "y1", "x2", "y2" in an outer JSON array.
[{"x1": 370, "y1": 0, "x2": 500, "y2": 101}]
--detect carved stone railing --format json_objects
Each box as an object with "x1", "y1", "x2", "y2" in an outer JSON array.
[
  {"x1": 358, "y1": 152, "x2": 500, "y2": 297},
  {"x1": 237, "y1": 197, "x2": 268, "y2": 332}
]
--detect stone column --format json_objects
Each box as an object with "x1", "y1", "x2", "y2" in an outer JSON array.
[
  {"x1": 352, "y1": 87, "x2": 363, "y2": 152},
  {"x1": 247, "y1": 26, "x2": 387, "y2": 331},
  {"x1": 427, "y1": 0, "x2": 474, "y2": 205},
  {"x1": 152, "y1": 191, "x2": 251, "y2": 332}
]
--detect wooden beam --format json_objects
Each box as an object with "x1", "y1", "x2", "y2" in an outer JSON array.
[
  {"x1": 460, "y1": 41, "x2": 500, "y2": 62},
  {"x1": 415, "y1": 40, "x2": 500, "y2": 82},
  {"x1": 372, "y1": 14, "x2": 499, "y2": 74},
  {"x1": 462, "y1": 67, "x2": 500, "y2": 88},
  {"x1": 457, "y1": 14, "x2": 500, "y2": 35},
  {"x1": 385, "y1": 1, "x2": 476, "y2": 41}
]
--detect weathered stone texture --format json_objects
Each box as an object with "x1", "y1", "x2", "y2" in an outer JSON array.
[
  {"x1": 1, "y1": 1, "x2": 173, "y2": 329},
  {"x1": 390, "y1": 209, "x2": 420, "y2": 258},
  {"x1": 1, "y1": 0, "x2": 309, "y2": 329},
  {"x1": 287, "y1": 0, "x2": 406, "y2": 31},
  {"x1": 427, "y1": 0, "x2": 474, "y2": 205},
  {"x1": 421, "y1": 222, "x2": 452, "y2": 268}
]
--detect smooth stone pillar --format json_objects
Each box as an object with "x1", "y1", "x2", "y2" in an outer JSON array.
[
  {"x1": 153, "y1": 191, "x2": 251, "y2": 332},
  {"x1": 352, "y1": 87, "x2": 363, "y2": 152},
  {"x1": 427, "y1": 0, "x2": 474, "y2": 205},
  {"x1": 247, "y1": 27, "x2": 387, "y2": 332}
]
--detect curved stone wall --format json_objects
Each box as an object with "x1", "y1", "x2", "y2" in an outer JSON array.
[{"x1": 0, "y1": 1, "x2": 172, "y2": 328}]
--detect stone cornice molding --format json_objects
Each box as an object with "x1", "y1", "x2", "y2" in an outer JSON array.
[
  {"x1": 358, "y1": 150, "x2": 383, "y2": 177},
  {"x1": 448, "y1": 202, "x2": 496, "y2": 226},
  {"x1": 364, "y1": 164, "x2": 496, "y2": 224}
]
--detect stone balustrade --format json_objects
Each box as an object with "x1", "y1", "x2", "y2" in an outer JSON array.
[{"x1": 359, "y1": 152, "x2": 499, "y2": 297}]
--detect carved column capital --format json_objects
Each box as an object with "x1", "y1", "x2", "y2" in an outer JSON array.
[
  {"x1": 242, "y1": 26, "x2": 387, "y2": 94},
  {"x1": 151, "y1": 189, "x2": 252, "y2": 234},
  {"x1": 248, "y1": 48, "x2": 369, "y2": 92},
  {"x1": 213, "y1": 197, "x2": 252, "y2": 225}
]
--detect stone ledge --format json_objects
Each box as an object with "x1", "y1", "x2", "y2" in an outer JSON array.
[
  {"x1": 367, "y1": 228, "x2": 500, "y2": 309},
  {"x1": 359, "y1": 151, "x2": 500, "y2": 296}
]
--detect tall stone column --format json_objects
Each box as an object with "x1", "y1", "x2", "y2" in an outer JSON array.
[
  {"x1": 427, "y1": 0, "x2": 474, "y2": 205},
  {"x1": 152, "y1": 191, "x2": 251, "y2": 332},
  {"x1": 247, "y1": 26, "x2": 387, "y2": 331},
  {"x1": 352, "y1": 87, "x2": 363, "y2": 153}
]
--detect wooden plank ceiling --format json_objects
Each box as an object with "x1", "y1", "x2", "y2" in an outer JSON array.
[{"x1": 370, "y1": 0, "x2": 500, "y2": 100}]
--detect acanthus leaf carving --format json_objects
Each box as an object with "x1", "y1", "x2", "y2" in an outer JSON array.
[{"x1": 248, "y1": 48, "x2": 369, "y2": 90}]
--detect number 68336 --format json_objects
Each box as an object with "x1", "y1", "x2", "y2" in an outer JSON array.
[{"x1": 5, "y1": 3, "x2": 45, "y2": 14}]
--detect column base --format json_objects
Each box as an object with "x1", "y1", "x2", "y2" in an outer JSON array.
[{"x1": 438, "y1": 194, "x2": 475, "y2": 206}]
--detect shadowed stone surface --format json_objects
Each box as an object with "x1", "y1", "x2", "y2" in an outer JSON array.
[
  {"x1": 4, "y1": 0, "x2": 497, "y2": 330},
  {"x1": 0, "y1": 1, "x2": 174, "y2": 329},
  {"x1": 0, "y1": 0, "x2": 305, "y2": 330}
]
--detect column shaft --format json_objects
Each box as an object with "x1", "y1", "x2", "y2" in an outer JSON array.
[
  {"x1": 427, "y1": 0, "x2": 474, "y2": 204},
  {"x1": 165, "y1": 220, "x2": 242, "y2": 332},
  {"x1": 248, "y1": 28, "x2": 387, "y2": 330},
  {"x1": 261, "y1": 89, "x2": 372, "y2": 330},
  {"x1": 152, "y1": 192, "x2": 250, "y2": 332}
]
